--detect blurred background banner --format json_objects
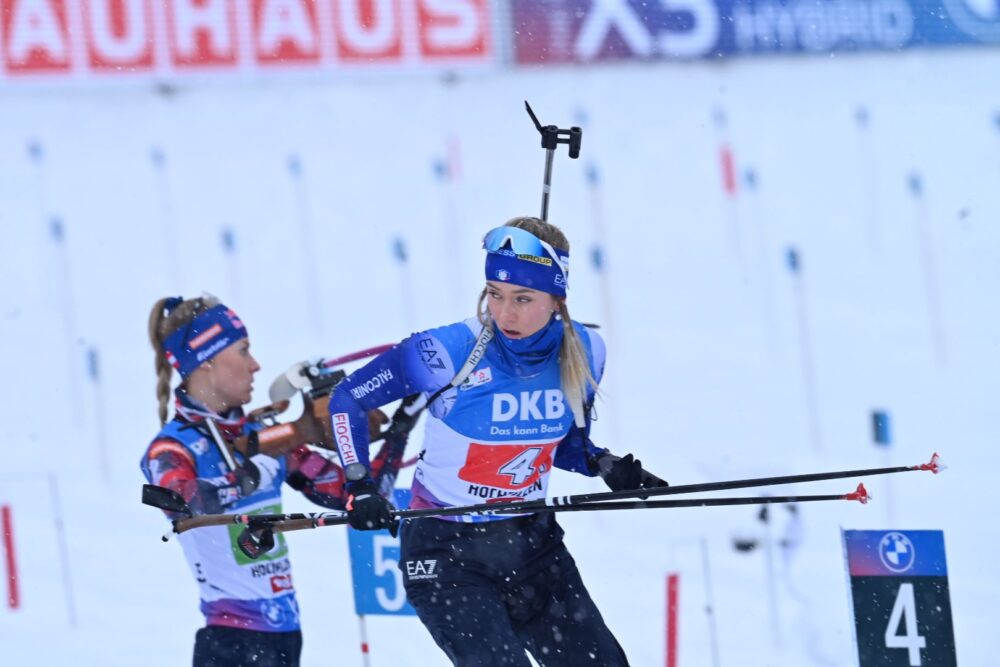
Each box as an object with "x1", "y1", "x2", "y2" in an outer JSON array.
[
  {"x1": 510, "y1": 0, "x2": 1000, "y2": 62},
  {"x1": 0, "y1": 0, "x2": 498, "y2": 82},
  {"x1": 5, "y1": 0, "x2": 1000, "y2": 85}
]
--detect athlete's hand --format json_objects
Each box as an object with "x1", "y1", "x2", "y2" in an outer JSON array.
[
  {"x1": 231, "y1": 452, "x2": 281, "y2": 497},
  {"x1": 346, "y1": 478, "x2": 398, "y2": 535},
  {"x1": 597, "y1": 453, "x2": 669, "y2": 492},
  {"x1": 380, "y1": 393, "x2": 424, "y2": 444}
]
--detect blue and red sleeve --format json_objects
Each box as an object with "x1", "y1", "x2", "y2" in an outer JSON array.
[{"x1": 285, "y1": 445, "x2": 346, "y2": 510}]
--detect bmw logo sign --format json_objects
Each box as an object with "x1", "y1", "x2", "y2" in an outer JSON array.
[
  {"x1": 496, "y1": 269, "x2": 510, "y2": 281},
  {"x1": 878, "y1": 532, "x2": 916, "y2": 573}
]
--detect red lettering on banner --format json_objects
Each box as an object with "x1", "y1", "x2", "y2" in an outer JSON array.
[
  {"x1": 166, "y1": 0, "x2": 238, "y2": 68},
  {"x1": 332, "y1": 0, "x2": 403, "y2": 62},
  {"x1": 416, "y1": 0, "x2": 488, "y2": 59},
  {"x1": 84, "y1": 0, "x2": 155, "y2": 71},
  {"x1": 2, "y1": 0, "x2": 71, "y2": 73},
  {"x1": 252, "y1": 0, "x2": 320, "y2": 64}
]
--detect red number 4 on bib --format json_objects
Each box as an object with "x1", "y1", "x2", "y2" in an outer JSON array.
[{"x1": 458, "y1": 442, "x2": 559, "y2": 489}]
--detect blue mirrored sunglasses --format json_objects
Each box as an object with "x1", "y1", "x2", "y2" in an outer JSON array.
[{"x1": 482, "y1": 226, "x2": 568, "y2": 273}]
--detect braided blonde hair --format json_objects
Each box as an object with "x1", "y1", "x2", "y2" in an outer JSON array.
[
  {"x1": 147, "y1": 295, "x2": 219, "y2": 425},
  {"x1": 478, "y1": 216, "x2": 598, "y2": 427}
]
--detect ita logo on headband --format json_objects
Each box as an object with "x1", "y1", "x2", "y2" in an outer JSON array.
[{"x1": 496, "y1": 269, "x2": 511, "y2": 281}]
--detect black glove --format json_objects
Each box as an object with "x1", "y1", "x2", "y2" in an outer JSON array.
[
  {"x1": 381, "y1": 393, "x2": 425, "y2": 444},
  {"x1": 231, "y1": 459, "x2": 261, "y2": 497},
  {"x1": 346, "y1": 478, "x2": 398, "y2": 536},
  {"x1": 597, "y1": 453, "x2": 669, "y2": 492}
]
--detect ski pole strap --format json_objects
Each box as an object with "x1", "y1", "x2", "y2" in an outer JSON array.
[{"x1": 205, "y1": 419, "x2": 237, "y2": 472}]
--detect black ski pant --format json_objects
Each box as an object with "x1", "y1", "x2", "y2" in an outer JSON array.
[
  {"x1": 400, "y1": 512, "x2": 629, "y2": 667},
  {"x1": 192, "y1": 625, "x2": 302, "y2": 667}
]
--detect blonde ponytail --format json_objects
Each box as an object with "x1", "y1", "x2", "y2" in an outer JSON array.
[
  {"x1": 557, "y1": 300, "x2": 599, "y2": 428},
  {"x1": 147, "y1": 295, "x2": 219, "y2": 425}
]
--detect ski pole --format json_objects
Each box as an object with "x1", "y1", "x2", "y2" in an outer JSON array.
[
  {"x1": 148, "y1": 453, "x2": 942, "y2": 536},
  {"x1": 254, "y1": 485, "x2": 871, "y2": 532},
  {"x1": 152, "y1": 482, "x2": 871, "y2": 539},
  {"x1": 230, "y1": 486, "x2": 872, "y2": 558},
  {"x1": 549, "y1": 452, "x2": 943, "y2": 507}
]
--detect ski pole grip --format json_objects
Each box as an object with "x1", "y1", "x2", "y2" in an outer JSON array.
[{"x1": 172, "y1": 514, "x2": 239, "y2": 534}]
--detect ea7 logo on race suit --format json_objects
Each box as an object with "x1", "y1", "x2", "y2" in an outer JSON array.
[
  {"x1": 417, "y1": 338, "x2": 446, "y2": 371},
  {"x1": 492, "y1": 390, "x2": 566, "y2": 421},
  {"x1": 332, "y1": 413, "x2": 359, "y2": 465},
  {"x1": 405, "y1": 559, "x2": 439, "y2": 581}
]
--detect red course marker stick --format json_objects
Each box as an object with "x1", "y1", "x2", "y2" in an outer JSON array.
[{"x1": 2, "y1": 505, "x2": 19, "y2": 609}]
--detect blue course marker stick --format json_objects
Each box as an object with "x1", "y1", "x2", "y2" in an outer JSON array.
[
  {"x1": 434, "y1": 135, "x2": 465, "y2": 316},
  {"x1": 855, "y1": 106, "x2": 883, "y2": 254},
  {"x1": 871, "y1": 408, "x2": 895, "y2": 523},
  {"x1": 908, "y1": 172, "x2": 946, "y2": 366},
  {"x1": 581, "y1": 158, "x2": 624, "y2": 457},
  {"x1": 49, "y1": 216, "x2": 83, "y2": 423},
  {"x1": 287, "y1": 154, "x2": 325, "y2": 337},
  {"x1": 744, "y1": 167, "x2": 779, "y2": 357},
  {"x1": 391, "y1": 236, "x2": 416, "y2": 332},
  {"x1": 150, "y1": 146, "x2": 182, "y2": 287},
  {"x1": 220, "y1": 225, "x2": 242, "y2": 307},
  {"x1": 871, "y1": 410, "x2": 892, "y2": 446},
  {"x1": 88, "y1": 347, "x2": 111, "y2": 485},
  {"x1": 786, "y1": 246, "x2": 821, "y2": 452}
]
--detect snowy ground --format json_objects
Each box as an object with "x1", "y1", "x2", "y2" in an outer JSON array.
[{"x1": 2, "y1": 48, "x2": 998, "y2": 665}]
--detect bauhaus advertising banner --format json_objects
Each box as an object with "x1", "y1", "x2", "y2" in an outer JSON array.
[{"x1": 0, "y1": 0, "x2": 495, "y2": 82}]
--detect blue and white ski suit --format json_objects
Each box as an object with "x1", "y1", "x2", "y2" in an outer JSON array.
[{"x1": 328, "y1": 316, "x2": 630, "y2": 666}]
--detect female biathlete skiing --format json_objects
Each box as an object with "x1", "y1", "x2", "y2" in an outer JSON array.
[{"x1": 328, "y1": 216, "x2": 667, "y2": 667}]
